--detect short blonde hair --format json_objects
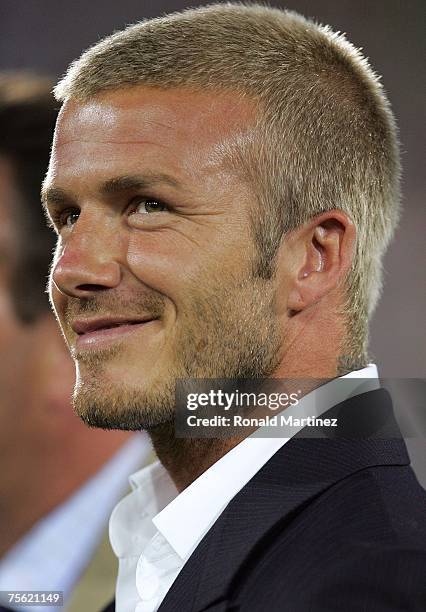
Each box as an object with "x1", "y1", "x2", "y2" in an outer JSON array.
[{"x1": 55, "y1": 3, "x2": 401, "y2": 369}]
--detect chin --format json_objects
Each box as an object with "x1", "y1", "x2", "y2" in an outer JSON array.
[{"x1": 72, "y1": 366, "x2": 176, "y2": 431}]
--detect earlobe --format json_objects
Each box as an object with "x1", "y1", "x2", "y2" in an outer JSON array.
[{"x1": 287, "y1": 286, "x2": 306, "y2": 314}]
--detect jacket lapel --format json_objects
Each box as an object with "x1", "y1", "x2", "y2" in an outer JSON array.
[{"x1": 159, "y1": 388, "x2": 409, "y2": 611}]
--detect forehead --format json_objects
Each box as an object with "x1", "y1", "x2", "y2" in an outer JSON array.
[{"x1": 49, "y1": 87, "x2": 256, "y2": 184}]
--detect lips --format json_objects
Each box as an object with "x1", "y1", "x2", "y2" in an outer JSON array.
[
  {"x1": 71, "y1": 316, "x2": 156, "y2": 336},
  {"x1": 70, "y1": 315, "x2": 160, "y2": 351}
]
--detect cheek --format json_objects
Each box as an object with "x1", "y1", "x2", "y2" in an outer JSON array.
[
  {"x1": 127, "y1": 231, "x2": 201, "y2": 295},
  {"x1": 126, "y1": 216, "x2": 251, "y2": 277}
]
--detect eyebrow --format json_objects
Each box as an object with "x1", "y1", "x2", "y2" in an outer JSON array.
[
  {"x1": 41, "y1": 172, "x2": 182, "y2": 212},
  {"x1": 100, "y1": 173, "x2": 181, "y2": 195}
]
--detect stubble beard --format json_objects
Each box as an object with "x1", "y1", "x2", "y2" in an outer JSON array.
[{"x1": 71, "y1": 266, "x2": 283, "y2": 432}]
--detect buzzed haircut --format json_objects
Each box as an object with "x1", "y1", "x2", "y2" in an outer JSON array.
[
  {"x1": 54, "y1": 3, "x2": 401, "y2": 370},
  {"x1": 0, "y1": 72, "x2": 58, "y2": 322}
]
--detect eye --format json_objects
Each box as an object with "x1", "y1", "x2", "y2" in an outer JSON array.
[
  {"x1": 51, "y1": 208, "x2": 80, "y2": 230},
  {"x1": 130, "y1": 197, "x2": 168, "y2": 215}
]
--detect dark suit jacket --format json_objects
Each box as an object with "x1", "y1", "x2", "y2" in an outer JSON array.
[{"x1": 102, "y1": 388, "x2": 426, "y2": 611}]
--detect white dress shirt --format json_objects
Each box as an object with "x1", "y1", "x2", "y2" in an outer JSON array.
[
  {"x1": 0, "y1": 434, "x2": 151, "y2": 612},
  {"x1": 110, "y1": 365, "x2": 379, "y2": 612}
]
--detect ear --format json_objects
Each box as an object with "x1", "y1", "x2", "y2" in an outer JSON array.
[{"x1": 285, "y1": 210, "x2": 356, "y2": 314}]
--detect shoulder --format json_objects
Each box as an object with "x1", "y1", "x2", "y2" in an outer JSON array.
[
  {"x1": 309, "y1": 462, "x2": 426, "y2": 543},
  {"x1": 232, "y1": 544, "x2": 426, "y2": 611},
  {"x1": 228, "y1": 464, "x2": 426, "y2": 611}
]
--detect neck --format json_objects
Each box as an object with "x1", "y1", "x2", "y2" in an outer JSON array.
[
  {"x1": 149, "y1": 330, "x2": 344, "y2": 492},
  {"x1": 149, "y1": 422, "x2": 245, "y2": 492}
]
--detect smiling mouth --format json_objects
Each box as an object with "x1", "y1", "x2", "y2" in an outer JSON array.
[{"x1": 72, "y1": 317, "x2": 159, "y2": 350}]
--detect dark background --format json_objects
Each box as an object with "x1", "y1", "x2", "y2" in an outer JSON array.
[{"x1": 1, "y1": 0, "x2": 424, "y2": 378}]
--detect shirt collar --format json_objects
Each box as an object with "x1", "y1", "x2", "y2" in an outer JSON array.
[{"x1": 140, "y1": 364, "x2": 379, "y2": 561}]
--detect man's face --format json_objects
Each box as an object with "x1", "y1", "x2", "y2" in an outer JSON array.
[{"x1": 46, "y1": 87, "x2": 283, "y2": 430}]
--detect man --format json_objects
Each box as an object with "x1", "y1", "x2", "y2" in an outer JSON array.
[
  {"x1": 0, "y1": 73, "x2": 151, "y2": 612},
  {"x1": 42, "y1": 4, "x2": 426, "y2": 611}
]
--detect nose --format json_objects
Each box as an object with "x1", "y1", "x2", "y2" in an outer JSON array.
[{"x1": 51, "y1": 214, "x2": 122, "y2": 298}]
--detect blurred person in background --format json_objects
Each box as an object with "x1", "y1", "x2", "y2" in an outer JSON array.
[{"x1": 0, "y1": 73, "x2": 152, "y2": 612}]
